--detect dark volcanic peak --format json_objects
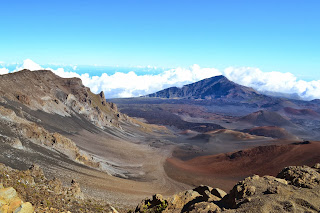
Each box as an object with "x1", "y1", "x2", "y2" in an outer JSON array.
[
  {"x1": 146, "y1": 75, "x2": 261, "y2": 100},
  {"x1": 311, "y1": 99, "x2": 320, "y2": 104},
  {"x1": 239, "y1": 110, "x2": 293, "y2": 127}
]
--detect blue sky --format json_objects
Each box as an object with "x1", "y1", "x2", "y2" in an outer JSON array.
[
  {"x1": 1, "y1": 1, "x2": 320, "y2": 100},
  {"x1": 1, "y1": 0, "x2": 320, "y2": 80}
]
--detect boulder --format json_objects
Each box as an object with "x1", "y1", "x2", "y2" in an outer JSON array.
[
  {"x1": 0, "y1": 186, "x2": 34, "y2": 213},
  {"x1": 211, "y1": 188, "x2": 227, "y2": 199},
  {"x1": 189, "y1": 202, "x2": 221, "y2": 213},
  {"x1": 277, "y1": 165, "x2": 320, "y2": 188},
  {"x1": 167, "y1": 190, "x2": 201, "y2": 210},
  {"x1": 135, "y1": 194, "x2": 167, "y2": 212}
]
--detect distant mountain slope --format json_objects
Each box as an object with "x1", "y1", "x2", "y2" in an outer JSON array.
[
  {"x1": 243, "y1": 126, "x2": 299, "y2": 139},
  {"x1": 165, "y1": 141, "x2": 320, "y2": 191},
  {"x1": 239, "y1": 110, "x2": 294, "y2": 127},
  {"x1": 284, "y1": 107, "x2": 320, "y2": 117},
  {"x1": 147, "y1": 75, "x2": 263, "y2": 100}
]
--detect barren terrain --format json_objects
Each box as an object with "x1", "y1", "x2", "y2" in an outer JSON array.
[{"x1": 1, "y1": 71, "x2": 320, "y2": 212}]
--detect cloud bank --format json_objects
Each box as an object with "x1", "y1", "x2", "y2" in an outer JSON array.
[
  {"x1": 78, "y1": 64, "x2": 222, "y2": 98},
  {"x1": 15, "y1": 59, "x2": 43, "y2": 71},
  {"x1": 224, "y1": 67, "x2": 320, "y2": 100},
  {"x1": 0, "y1": 68, "x2": 9, "y2": 75},
  {"x1": 1, "y1": 59, "x2": 320, "y2": 100}
]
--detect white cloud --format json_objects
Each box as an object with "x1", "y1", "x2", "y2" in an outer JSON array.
[
  {"x1": 0, "y1": 68, "x2": 9, "y2": 75},
  {"x1": 135, "y1": 65, "x2": 158, "y2": 69},
  {"x1": 72, "y1": 66, "x2": 77, "y2": 70},
  {"x1": 15, "y1": 59, "x2": 43, "y2": 71},
  {"x1": 80, "y1": 65, "x2": 222, "y2": 98},
  {"x1": 49, "y1": 67, "x2": 80, "y2": 78},
  {"x1": 6, "y1": 59, "x2": 320, "y2": 100},
  {"x1": 13, "y1": 59, "x2": 81, "y2": 79},
  {"x1": 223, "y1": 67, "x2": 320, "y2": 100}
]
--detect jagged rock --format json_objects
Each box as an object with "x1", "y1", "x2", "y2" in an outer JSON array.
[
  {"x1": 99, "y1": 91, "x2": 107, "y2": 106},
  {"x1": 211, "y1": 188, "x2": 227, "y2": 199},
  {"x1": 15, "y1": 93, "x2": 31, "y2": 105},
  {"x1": 192, "y1": 185, "x2": 222, "y2": 202},
  {"x1": 0, "y1": 186, "x2": 34, "y2": 213},
  {"x1": 189, "y1": 202, "x2": 221, "y2": 213},
  {"x1": 167, "y1": 190, "x2": 201, "y2": 211},
  {"x1": 313, "y1": 163, "x2": 320, "y2": 169},
  {"x1": 221, "y1": 175, "x2": 288, "y2": 208},
  {"x1": 108, "y1": 102, "x2": 118, "y2": 112},
  {"x1": 48, "y1": 177, "x2": 63, "y2": 194},
  {"x1": 193, "y1": 185, "x2": 213, "y2": 200},
  {"x1": 67, "y1": 179, "x2": 84, "y2": 200},
  {"x1": 27, "y1": 164, "x2": 46, "y2": 183},
  {"x1": 277, "y1": 165, "x2": 320, "y2": 188},
  {"x1": 135, "y1": 194, "x2": 167, "y2": 212}
]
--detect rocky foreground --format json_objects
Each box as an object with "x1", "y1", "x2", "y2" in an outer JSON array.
[
  {"x1": 1, "y1": 163, "x2": 320, "y2": 212},
  {"x1": 134, "y1": 163, "x2": 320, "y2": 213},
  {"x1": 0, "y1": 163, "x2": 117, "y2": 213}
]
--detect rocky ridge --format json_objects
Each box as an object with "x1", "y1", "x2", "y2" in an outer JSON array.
[
  {"x1": 134, "y1": 163, "x2": 320, "y2": 212},
  {"x1": 0, "y1": 70, "x2": 161, "y2": 172},
  {"x1": 0, "y1": 69, "x2": 126, "y2": 129}
]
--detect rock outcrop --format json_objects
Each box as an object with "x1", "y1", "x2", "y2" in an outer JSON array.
[
  {"x1": 135, "y1": 163, "x2": 320, "y2": 212},
  {"x1": 0, "y1": 184, "x2": 34, "y2": 213},
  {"x1": 0, "y1": 163, "x2": 116, "y2": 212},
  {"x1": 135, "y1": 185, "x2": 226, "y2": 213},
  {"x1": 0, "y1": 69, "x2": 126, "y2": 129},
  {"x1": 276, "y1": 164, "x2": 320, "y2": 189}
]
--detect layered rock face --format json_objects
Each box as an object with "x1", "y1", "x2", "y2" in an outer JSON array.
[
  {"x1": 0, "y1": 105, "x2": 99, "y2": 168},
  {"x1": 0, "y1": 69, "x2": 125, "y2": 129},
  {"x1": 0, "y1": 69, "x2": 132, "y2": 170},
  {"x1": 135, "y1": 163, "x2": 320, "y2": 212}
]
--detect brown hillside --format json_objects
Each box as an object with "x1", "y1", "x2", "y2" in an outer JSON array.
[
  {"x1": 165, "y1": 141, "x2": 320, "y2": 191},
  {"x1": 245, "y1": 126, "x2": 298, "y2": 139}
]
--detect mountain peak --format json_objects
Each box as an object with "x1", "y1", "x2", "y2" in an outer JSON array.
[{"x1": 147, "y1": 75, "x2": 260, "y2": 100}]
